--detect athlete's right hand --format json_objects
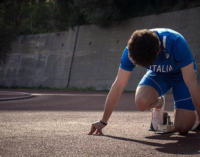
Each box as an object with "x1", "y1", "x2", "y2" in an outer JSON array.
[{"x1": 88, "y1": 121, "x2": 106, "y2": 135}]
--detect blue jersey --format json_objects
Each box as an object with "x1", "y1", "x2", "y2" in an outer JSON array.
[{"x1": 120, "y1": 28, "x2": 196, "y2": 82}]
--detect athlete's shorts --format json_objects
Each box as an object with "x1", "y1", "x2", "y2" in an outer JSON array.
[{"x1": 138, "y1": 70, "x2": 195, "y2": 111}]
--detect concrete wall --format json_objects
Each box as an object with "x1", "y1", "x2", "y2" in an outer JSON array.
[
  {"x1": 0, "y1": 29, "x2": 78, "y2": 88},
  {"x1": 0, "y1": 7, "x2": 200, "y2": 91}
]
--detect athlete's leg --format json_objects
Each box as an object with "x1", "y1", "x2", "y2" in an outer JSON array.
[
  {"x1": 135, "y1": 85, "x2": 162, "y2": 111},
  {"x1": 172, "y1": 81, "x2": 197, "y2": 134},
  {"x1": 174, "y1": 109, "x2": 196, "y2": 134},
  {"x1": 135, "y1": 71, "x2": 171, "y2": 111}
]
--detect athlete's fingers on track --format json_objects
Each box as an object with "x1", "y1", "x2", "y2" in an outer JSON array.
[
  {"x1": 98, "y1": 130, "x2": 104, "y2": 135},
  {"x1": 88, "y1": 125, "x2": 96, "y2": 135},
  {"x1": 95, "y1": 129, "x2": 103, "y2": 135}
]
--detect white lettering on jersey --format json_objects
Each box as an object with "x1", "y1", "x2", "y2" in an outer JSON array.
[
  {"x1": 162, "y1": 65, "x2": 166, "y2": 72},
  {"x1": 157, "y1": 65, "x2": 161, "y2": 72},
  {"x1": 166, "y1": 65, "x2": 168, "y2": 72},
  {"x1": 149, "y1": 65, "x2": 173, "y2": 72},
  {"x1": 169, "y1": 65, "x2": 173, "y2": 71},
  {"x1": 152, "y1": 65, "x2": 157, "y2": 71}
]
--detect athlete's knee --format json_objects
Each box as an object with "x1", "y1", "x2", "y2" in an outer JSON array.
[
  {"x1": 175, "y1": 124, "x2": 189, "y2": 134},
  {"x1": 135, "y1": 97, "x2": 149, "y2": 111}
]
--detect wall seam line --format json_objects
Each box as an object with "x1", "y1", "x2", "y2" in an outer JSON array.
[{"x1": 67, "y1": 26, "x2": 79, "y2": 88}]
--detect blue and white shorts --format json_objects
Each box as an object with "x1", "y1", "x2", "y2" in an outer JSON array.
[{"x1": 138, "y1": 70, "x2": 195, "y2": 111}]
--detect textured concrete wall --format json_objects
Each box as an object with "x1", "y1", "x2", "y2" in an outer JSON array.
[
  {"x1": 0, "y1": 7, "x2": 200, "y2": 90},
  {"x1": 68, "y1": 24, "x2": 146, "y2": 90},
  {"x1": 0, "y1": 29, "x2": 78, "y2": 88}
]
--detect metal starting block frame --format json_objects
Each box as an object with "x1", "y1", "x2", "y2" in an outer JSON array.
[
  {"x1": 149, "y1": 112, "x2": 176, "y2": 134},
  {"x1": 156, "y1": 124, "x2": 175, "y2": 134},
  {"x1": 156, "y1": 112, "x2": 175, "y2": 134}
]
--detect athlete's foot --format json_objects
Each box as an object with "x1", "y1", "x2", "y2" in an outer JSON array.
[
  {"x1": 151, "y1": 96, "x2": 165, "y2": 131},
  {"x1": 191, "y1": 112, "x2": 200, "y2": 131}
]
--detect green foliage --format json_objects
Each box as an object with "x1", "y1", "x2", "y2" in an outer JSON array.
[
  {"x1": 70, "y1": 0, "x2": 122, "y2": 27},
  {"x1": 0, "y1": 0, "x2": 199, "y2": 34}
]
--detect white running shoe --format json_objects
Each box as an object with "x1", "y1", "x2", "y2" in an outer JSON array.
[
  {"x1": 191, "y1": 112, "x2": 199, "y2": 131},
  {"x1": 151, "y1": 96, "x2": 165, "y2": 131}
]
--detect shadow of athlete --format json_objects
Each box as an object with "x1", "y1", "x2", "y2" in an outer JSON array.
[{"x1": 102, "y1": 132, "x2": 200, "y2": 155}]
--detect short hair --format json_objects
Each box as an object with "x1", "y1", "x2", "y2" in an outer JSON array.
[{"x1": 128, "y1": 29, "x2": 159, "y2": 67}]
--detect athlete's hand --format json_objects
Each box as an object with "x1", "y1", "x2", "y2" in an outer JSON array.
[{"x1": 88, "y1": 121, "x2": 106, "y2": 135}]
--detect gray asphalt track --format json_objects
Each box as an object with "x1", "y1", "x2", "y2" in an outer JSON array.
[{"x1": 0, "y1": 89, "x2": 200, "y2": 157}]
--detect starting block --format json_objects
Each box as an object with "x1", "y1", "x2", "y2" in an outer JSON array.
[
  {"x1": 149, "y1": 112, "x2": 176, "y2": 134},
  {"x1": 156, "y1": 124, "x2": 175, "y2": 134},
  {"x1": 156, "y1": 112, "x2": 175, "y2": 134}
]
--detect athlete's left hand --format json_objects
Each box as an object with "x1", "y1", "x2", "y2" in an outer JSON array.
[{"x1": 88, "y1": 121, "x2": 106, "y2": 135}]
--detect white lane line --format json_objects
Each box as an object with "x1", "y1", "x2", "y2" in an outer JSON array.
[{"x1": 33, "y1": 93, "x2": 107, "y2": 97}]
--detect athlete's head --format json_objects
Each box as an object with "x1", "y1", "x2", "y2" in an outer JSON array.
[{"x1": 128, "y1": 29, "x2": 160, "y2": 67}]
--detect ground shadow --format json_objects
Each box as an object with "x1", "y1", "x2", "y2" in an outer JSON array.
[{"x1": 104, "y1": 131, "x2": 200, "y2": 155}]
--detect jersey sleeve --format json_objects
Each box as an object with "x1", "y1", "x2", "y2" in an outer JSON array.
[
  {"x1": 119, "y1": 47, "x2": 135, "y2": 71},
  {"x1": 173, "y1": 35, "x2": 194, "y2": 68}
]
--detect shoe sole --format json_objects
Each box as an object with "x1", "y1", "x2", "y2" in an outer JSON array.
[
  {"x1": 149, "y1": 112, "x2": 168, "y2": 131},
  {"x1": 192, "y1": 124, "x2": 200, "y2": 131}
]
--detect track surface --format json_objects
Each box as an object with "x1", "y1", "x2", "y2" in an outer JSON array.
[{"x1": 0, "y1": 89, "x2": 200, "y2": 157}]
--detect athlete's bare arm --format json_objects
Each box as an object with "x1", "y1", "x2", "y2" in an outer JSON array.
[
  {"x1": 88, "y1": 68, "x2": 131, "y2": 135},
  {"x1": 181, "y1": 62, "x2": 200, "y2": 120}
]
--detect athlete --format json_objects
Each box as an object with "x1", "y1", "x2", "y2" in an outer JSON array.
[{"x1": 88, "y1": 28, "x2": 200, "y2": 135}]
